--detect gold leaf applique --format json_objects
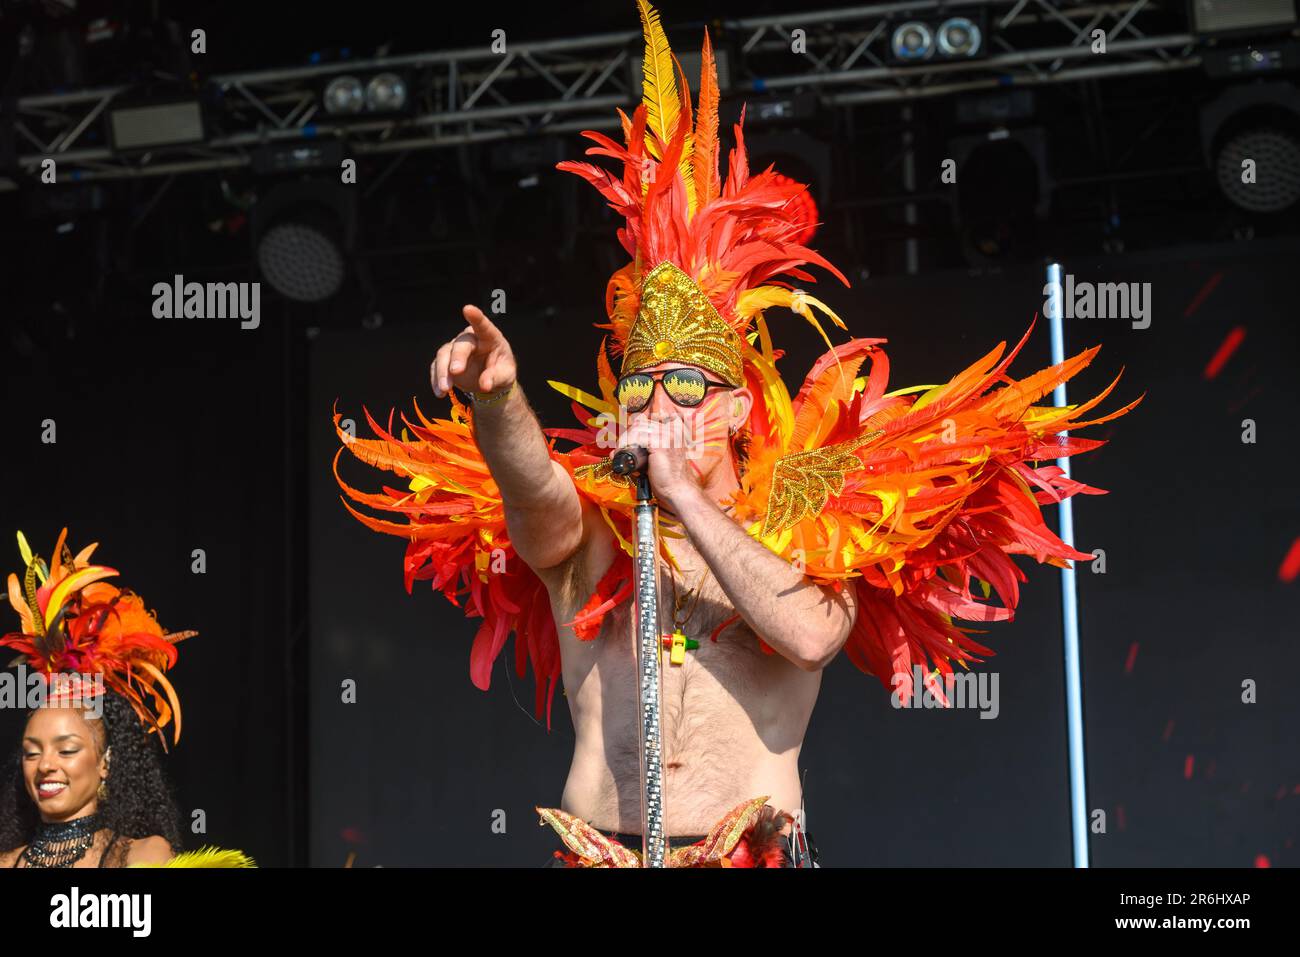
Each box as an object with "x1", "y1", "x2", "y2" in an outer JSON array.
[
  {"x1": 574, "y1": 457, "x2": 635, "y2": 489},
  {"x1": 761, "y1": 429, "x2": 884, "y2": 538}
]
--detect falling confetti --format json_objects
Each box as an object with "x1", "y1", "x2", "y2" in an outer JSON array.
[
  {"x1": 1124, "y1": 642, "x2": 1139, "y2": 675},
  {"x1": 1203, "y1": 326, "x2": 1245, "y2": 380},
  {"x1": 1184, "y1": 755, "x2": 1195, "y2": 780},
  {"x1": 1254, "y1": 854, "x2": 1271, "y2": 868},
  {"x1": 1162, "y1": 719, "x2": 1175, "y2": 742},
  {"x1": 1226, "y1": 377, "x2": 1264, "y2": 414},
  {"x1": 1279, "y1": 538, "x2": 1300, "y2": 584},
  {"x1": 1184, "y1": 271, "x2": 1224, "y2": 319}
]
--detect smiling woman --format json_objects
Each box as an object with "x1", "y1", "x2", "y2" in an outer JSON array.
[
  {"x1": 0, "y1": 690, "x2": 182, "y2": 868},
  {"x1": 0, "y1": 528, "x2": 197, "y2": 868}
]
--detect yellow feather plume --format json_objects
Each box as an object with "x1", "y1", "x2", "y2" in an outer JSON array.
[
  {"x1": 131, "y1": 846, "x2": 257, "y2": 868},
  {"x1": 637, "y1": 0, "x2": 696, "y2": 214}
]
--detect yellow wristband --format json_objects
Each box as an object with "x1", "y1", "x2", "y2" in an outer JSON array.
[{"x1": 467, "y1": 380, "x2": 516, "y2": 406}]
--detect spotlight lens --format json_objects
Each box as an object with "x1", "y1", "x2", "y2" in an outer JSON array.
[
  {"x1": 892, "y1": 22, "x2": 934, "y2": 60},
  {"x1": 1217, "y1": 128, "x2": 1300, "y2": 213},
  {"x1": 324, "y1": 76, "x2": 365, "y2": 115},
  {"x1": 366, "y1": 73, "x2": 408, "y2": 112},
  {"x1": 257, "y1": 222, "x2": 346, "y2": 302},
  {"x1": 938, "y1": 18, "x2": 982, "y2": 57}
]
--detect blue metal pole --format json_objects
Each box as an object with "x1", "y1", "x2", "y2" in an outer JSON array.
[{"x1": 1046, "y1": 262, "x2": 1090, "y2": 868}]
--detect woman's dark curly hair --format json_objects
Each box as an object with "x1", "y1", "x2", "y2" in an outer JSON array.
[{"x1": 0, "y1": 688, "x2": 183, "y2": 856}]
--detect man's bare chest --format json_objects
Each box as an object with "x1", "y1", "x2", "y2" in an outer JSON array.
[{"x1": 551, "y1": 542, "x2": 800, "y2": 706}]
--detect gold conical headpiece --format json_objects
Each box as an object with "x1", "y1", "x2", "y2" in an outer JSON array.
[{"x1": 620, "y1": 261, "x2": 744, "y2": 386}]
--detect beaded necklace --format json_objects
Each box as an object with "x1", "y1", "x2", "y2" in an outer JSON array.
[{"x1": 19, "y1": 814, "x2": 101, "y2": 868}]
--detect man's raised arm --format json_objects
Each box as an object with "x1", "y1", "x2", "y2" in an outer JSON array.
[{"x1": 431, "y1": 304, "x2": 588, "y2": 572}]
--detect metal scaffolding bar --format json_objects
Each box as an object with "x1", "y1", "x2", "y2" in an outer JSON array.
[{"x1": 1, "y1": 1, "x2": 1195, "y2": 191}]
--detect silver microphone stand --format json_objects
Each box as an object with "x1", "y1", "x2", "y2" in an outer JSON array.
[{"x1": 630, "y1": 470, "x2": 667, "y2": 867}]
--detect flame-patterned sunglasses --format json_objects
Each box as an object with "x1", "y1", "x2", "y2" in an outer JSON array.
[{"x1": 616, "y1": 368, "x2": 733, "y2": 413}]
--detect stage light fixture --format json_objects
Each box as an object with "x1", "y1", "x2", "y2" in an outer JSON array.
[
  {"x1": 251, "y1": 140, "x2": 346, "y2": 176},
  {"x1": 937, "y1": 17, "x2": 982, "y2": 58},
  {"x1": 1192, "y1": 0, "x2": 1296, "y2": 37},
  {"x1": 892, "y1": 22, "x2": 935, "y2": 61},
  {"x1": 1217, "y1": 127, "x2": 1300, "y2": 212},
  {"x1": 109, "y1": 100, "x2": 205, "y2": 152},
  {"x1": 252, "y1": 181, "x2": 356, "y2": 303},
  {"x1": 890, "y1": 12, "x2": 988, "y2": 65},
  {"x1": 365, "y1": 72, "x2": 408, "y2": 112},
  {"x1": 257, "y1": 218, "x2": 347, "y2": 302},
  {"x1": 1201, "y1": 83, "x2": 1300, "y2": 213},
  {"x1": 324, "y1": 76, "x2": 365, "y2": 115}
]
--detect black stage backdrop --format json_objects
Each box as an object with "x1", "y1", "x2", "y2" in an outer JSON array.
[
  {"x1": 0, "y1": 300, "x2": 310, "y2": 867},
  {"x1": 309, "y1": 237, "x2": 1300, "y2": 867}
]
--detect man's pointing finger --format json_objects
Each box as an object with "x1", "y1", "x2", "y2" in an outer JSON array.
[{"x1": 463, "y1": 304, "x2": 502, "y2": 346}]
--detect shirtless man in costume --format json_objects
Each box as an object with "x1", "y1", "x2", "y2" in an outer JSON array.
[
  {"x1": 337, "y1": 0, "x2": 1135, "y2": 867},
  {"x1": 431, "y1": 305, "x2": 851, "y2": 861}
]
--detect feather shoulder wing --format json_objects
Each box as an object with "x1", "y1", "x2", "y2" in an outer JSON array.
[
  {"x1": 334, "y1": 359, "x2": 649, "y2": 731},
  {"x1": 335, "y1": 392, "x2": 578, "y2": 730},
  {"x1": 730, "y1": 318, "x2": 1142, "y2": 703}
]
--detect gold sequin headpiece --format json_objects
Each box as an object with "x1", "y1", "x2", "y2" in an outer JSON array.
[{"x1": 622, "y1": 261, "x2": 744, "y2": 386}]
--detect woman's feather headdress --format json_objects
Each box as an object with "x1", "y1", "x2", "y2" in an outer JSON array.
[{"x1": 2, "y1": 528, "x2": 196, "y2": 749}]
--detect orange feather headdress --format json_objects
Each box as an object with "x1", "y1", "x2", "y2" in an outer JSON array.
[
  {"x1": 2, "y1": 528, "x2": 195, "y2": 749},
  {"x1": 556, "y1": 0, "x2": 851, "y2": 389}
]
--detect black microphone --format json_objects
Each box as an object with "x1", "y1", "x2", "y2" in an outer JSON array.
[{"x1": 611, "y1": 444, "x2": 648, "y2": 475}]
